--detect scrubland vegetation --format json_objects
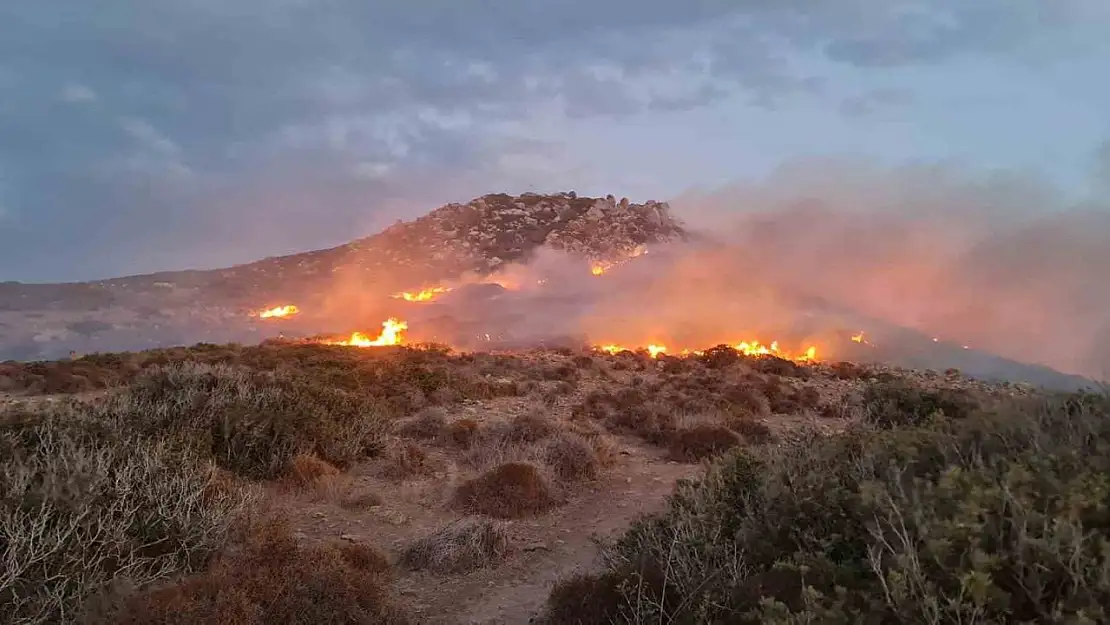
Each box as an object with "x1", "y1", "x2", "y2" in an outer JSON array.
[{"x1": 1, "y1": 341, "x2": 1104, "y2": 624}]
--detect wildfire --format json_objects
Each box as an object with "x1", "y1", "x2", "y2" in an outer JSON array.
[
  {"x1": 392, "y1": 286, "x2": 451, "y2": 302},
  {"x1": 595, "y1": 339, "x2": 817, "y2": 362},
  {"x1": 257, "y1": 304, "x2": 299, "y2": 319},
  {"x1": 589, "y1": 244, "x2": 649, "y2": 277},
  {"x1": 323, "y1": 318, "x2": 408, "y2": 347}
]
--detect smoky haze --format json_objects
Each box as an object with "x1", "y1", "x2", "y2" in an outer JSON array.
[{"x1": 642, "y1": 160, "x2": 1110, "y2": 380}]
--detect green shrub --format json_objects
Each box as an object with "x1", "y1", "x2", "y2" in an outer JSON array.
[
  {"x1": 862, "y1": 378, "x2": 979, "y2": 428},
  {"x1": 542, "y1": 390, "x2": 1110, "y2": 624}
]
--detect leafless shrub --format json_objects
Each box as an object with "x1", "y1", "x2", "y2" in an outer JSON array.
[{"x1": 398, "y1": 517, "x2": 511, "y2": 574}]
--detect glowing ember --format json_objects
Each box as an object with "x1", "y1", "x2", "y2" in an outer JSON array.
[
  {"x1": 257, "y1": 304, "x2": 299, "y2": 319},
  {"x1": 851, "y1": 331, "x2": 865, "y2": 343},
  {"x1": 392, "y1": 287, "x2": 451, "y2": 302},
  {"x1": 324, "y1": 318, "x2": 408, "y2": 347},
  {"x1": 590, "y1": 262, "x2": 610, "y2": 276}
]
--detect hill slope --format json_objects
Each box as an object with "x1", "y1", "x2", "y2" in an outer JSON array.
[{"x1": 0, "y1": 192, "x2": 685, "y2": 360}]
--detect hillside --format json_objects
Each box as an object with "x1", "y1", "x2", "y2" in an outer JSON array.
[
  {"x1": 0, "y1": 192, "x2": 685, "y2": 361},
  {"x1": 3, "y1": 341, "x2": 1108, "y2": 624}
]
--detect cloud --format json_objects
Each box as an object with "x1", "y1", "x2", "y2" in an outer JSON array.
[
  {"x1": 0, "y1": 0, "x2": 1107, "y2": 281},
  {"x1": 60, "y1": 83, "x2": 98, "y2": 104}
]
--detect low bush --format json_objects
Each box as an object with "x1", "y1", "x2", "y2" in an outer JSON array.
[
  {"x1": 0, "y1": 403, "x2": 255, "y2": 625},
  {"x1": 542, "y1": 390, "x2": 1110, "y2": 624},
  {"x1": 453, "y1": 462, "x2": 559, "y2": 519},
  {"x1": 399, "y1": 517, "x2": 511, "y2": 574},
  {"x1": 113, "y1": 518, "x2": 408, "y2": 624}
]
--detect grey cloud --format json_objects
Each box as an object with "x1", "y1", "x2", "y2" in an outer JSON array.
[
  {"x1": 0, "y1": 0, "x2": 1105, "y2": 281},
  {"x1": 839, "y1": 88, "x2": 914, "y2": 117}
]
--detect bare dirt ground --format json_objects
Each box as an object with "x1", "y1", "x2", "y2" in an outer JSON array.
[{"x1": 278, "y1": 433, "x2": 700, "y2": 624}]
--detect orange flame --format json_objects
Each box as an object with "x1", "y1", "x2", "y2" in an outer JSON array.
[
  {"x1": 851, "y1": 331, "x2": 865, "y2": 343},
  {"x1": 392, "y1": 286, "x2": 451, "y2": 302},
  {"x1": 324, "y1": 318, "x2": 408, "y2": 347},
  {"x1": 590, "y1": 244, "x2": 649, "y2": 277},
  {"x1": 596, "y1": 338, "x2": 817, "y2": 362},
  {"x1": 257, "y1": 304, "x2": 299, "y2": 319}
]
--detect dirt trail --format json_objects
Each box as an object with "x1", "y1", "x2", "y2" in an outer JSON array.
[
  {"x1": 279, "y1": 436, "x2": 700, "y2": 625},
  {"x1": 410, "y1": 442, "x2": 699, "y2": 625}
]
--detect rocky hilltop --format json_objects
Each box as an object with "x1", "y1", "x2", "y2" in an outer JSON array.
[{"x1": 0, "y1": 192, "x2": 686, "y2": 360}]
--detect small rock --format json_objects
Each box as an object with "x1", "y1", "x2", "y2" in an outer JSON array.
[{"x1": 340, "y1": 533, "x2": 357, "y2": 542}]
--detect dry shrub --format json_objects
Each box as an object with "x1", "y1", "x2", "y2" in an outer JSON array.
[
  {"x1": 442, "y1": 417, "x2": 479, "y2": 448},
  {"x1": 398, "y1": 517, "x2": 511, "y2": 574},
  {"x1": 340, "y1": 490, "x2": 384, "y2": 511},
  {"x1": 453, "y1": 462, "x2": 558, "y2": 519},
  {"x1": 542, "y1": 432, "x2": 601, "y2": 482},
  {"x1": 281, "y1": 453, "x2": 340, "y2": 490},
  {"x1": 379, "y1": 442, "x2": 443, "y2": 480},
  {"x1": 395, "y1": 407, "x2": 447, "y2": 439},
  {"x1": 723, "y1": 384, "x2": 771, "y2": 417},
  {"x1": 114, "y1": 518, "x2": 409, "y2": 625},
  {"x1": 0, "y1": 404, "x2": 255, "y2": 625},
  {"x1": 507, "y1": 411, "x2": 559, "y2": 443},
  {"x1": 726, "y1": 418, "x2": 775, "y2": 445},
  {"x1": 667, "y1": 425, "x2": 744, "y2": 462},
  {"x1": 119, "y1": 363, "x2": 389, "y2": 480},
  {"x1": 540, "y1": 572, "x2": 627, "y2": 625}
]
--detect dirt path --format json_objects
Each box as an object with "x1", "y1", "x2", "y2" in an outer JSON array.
[
  {"x1": 407, "y1": 441, "x2": 699, "y2": 625},
  {"x1": 279, "y1": 436, "x2": 701, "y2": 625}
]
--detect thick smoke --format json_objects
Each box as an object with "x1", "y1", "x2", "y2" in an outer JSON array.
[{"x1": 648, "y1": 160, "x2": 1110, "y2": 379}]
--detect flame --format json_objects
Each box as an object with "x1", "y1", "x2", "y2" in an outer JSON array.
[
  {"x1": 257, "y1": 304, "x2": 299, "y2": 319},
  {"x1": 589, "y1": 244, "x2": 649, "y2": 277},
  {"x1": 596, "y1": 338, "x2": 817, "y2": 362},
  {"x1": 392, "y1": 286, "x2": 451, "y2": 302},
  {"x1": 851, "y1": 331, "x2": 865, "y2": 343},
  {"x1": 324, "y1": 318, "x2": 408, "y2": 347}
]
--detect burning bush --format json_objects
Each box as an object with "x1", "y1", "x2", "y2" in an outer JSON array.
[
  {"x1": 453, "y1": 462, "x2": 559, "y2": 518},
  {"x1": 540, "y1": 390, "x2": 1110, "y2": 624},
  {"x1": 113, "y1": 518, "x2": 408, "y2": 624},
  {"x1": 398, "y1": 517, "x2": 511, "y2": 574}
]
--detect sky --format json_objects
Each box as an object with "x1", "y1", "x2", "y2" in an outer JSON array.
[{"x1": 2, "y1": 0, "x2": 1110, "y2": 283}]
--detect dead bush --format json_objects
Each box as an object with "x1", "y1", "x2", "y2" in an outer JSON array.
[
  {"x1": 395, "y1": 407, "x2": 447, "y2": 439},
  {"x1": 398, "y1": 517, "x2": 511, "y2": 574},
  {"x1": 113, "y1": 518, "x2": 410, "y2": 624},
  {"x1": 453, "y1": 462, "x2": 559, "y2": 518},
  {"x1": 0, "y1": 404, "x2": 255, "y2": 625},
  {"x1": 281, "y1": 453, "x2": 340, "y2": 490},
  {"x1": 379, "y1": 442, "x2": 443, "y2": 480},
  {"x1": 340, "y1": 490, "x2": 384, "y2": 511},
  {"x1": 667, "y1": 425, "x2": 744, "y2": 462},
  {"x1": 542, "y1": 432, "x2": 601, "y2": 482},
  {"x1": 727, "y1": 418, "x2": 775, "y2": 445},
  {"x1": 507, "y1": 411, "x2": 559, "y2": 443},
  {"x1": 442, "y1": 417, "x2": 479, "y2": 448}
]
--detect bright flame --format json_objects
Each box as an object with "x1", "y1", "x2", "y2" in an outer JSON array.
[
  {"x1": 851, "y1": 331, "x2": 865, "y2": 343},
  {"x1": 595, "y1": 338, "x2": 817, "y2": 362},
  {"x1": 257, "y1": 305, "x2": 299, "y2": 319},
  {"x1": 392, "y1": 286, "x2": 451, "y2": 302},
  {"x1": 324, "y1": 318, "x2": 408, "y2": 347},
  {"x1": 589, "y1": 244, "x2": 649, "y2": 277}
]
